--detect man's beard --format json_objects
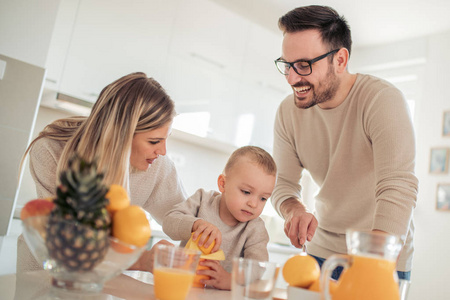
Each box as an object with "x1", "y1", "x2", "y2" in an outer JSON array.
[{"x1": 293, "y1": 64, "x2": 340, "y2": 109}]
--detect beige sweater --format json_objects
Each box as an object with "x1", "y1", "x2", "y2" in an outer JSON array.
[
  {"x1": 17, "y1": 137, "x2": 187, "y2": 272},
  {"x1": 271, "y1": 74, "x2": 418, "y2": 271},
  {"x1": 162, "y1": 189, "x2": 269, "y2": 272}
]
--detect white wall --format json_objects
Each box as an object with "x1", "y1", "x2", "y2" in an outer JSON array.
[
  {"x1": 0, "y1": 0, "x2": 60, "y2": 68},
  {"x1": 408, "y1": 31, "x2": 450, "y2": 300}
]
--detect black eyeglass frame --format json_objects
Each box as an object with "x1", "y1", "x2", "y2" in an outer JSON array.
[{"x1": 274, "y1": 49, "x2": 340, "y2": 76}]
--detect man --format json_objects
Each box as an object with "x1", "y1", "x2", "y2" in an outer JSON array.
[{"x1": 271, "y1": 5, "x2": 418, "y2": 280}]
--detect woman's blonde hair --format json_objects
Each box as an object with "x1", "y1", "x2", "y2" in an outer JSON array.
[{"x1": 22, "y1": 72, "x2": 176, "y2": 188}]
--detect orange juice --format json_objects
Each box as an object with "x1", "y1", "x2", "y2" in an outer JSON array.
[
  {"x1": 332, "y1": 255, "x2": 399, "y2": 300},
  {"x1": 154, "y1": 267, "x2": 195, "y2": 300}
]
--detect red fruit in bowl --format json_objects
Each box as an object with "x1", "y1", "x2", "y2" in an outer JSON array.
[{"x1": 20, "y1": 198, "x2": 55, "y2": 220}]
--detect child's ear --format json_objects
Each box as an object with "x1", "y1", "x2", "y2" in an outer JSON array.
[{"x1": 217, "y1": 174, "x2": 226, "y2": 193}]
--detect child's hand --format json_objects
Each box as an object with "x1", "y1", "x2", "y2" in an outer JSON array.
[
  {"x1": 192, "y1": 220, "x2": 222, "y2": 253},
  {"x1": 198, "y1": 259, "x2": 231, "y2": 290}
]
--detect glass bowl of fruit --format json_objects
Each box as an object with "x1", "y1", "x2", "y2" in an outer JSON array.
[
  {"x1": 22, "y1": 214, "x2": 147, "y2": 293},
  {"x1": 20, "y1": 155, "x2": 151, "y2": 293}
]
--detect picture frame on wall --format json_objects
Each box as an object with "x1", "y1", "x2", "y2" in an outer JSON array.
[
  {"x1": 444, "y1": 110, "x2": 450, "y2": 137},
  {"x1": 429, "y1": 147, "x2": 449, "y2": 174},
  {"x1": 436, "y1": 183, "x2": 450, "y2": 211}
]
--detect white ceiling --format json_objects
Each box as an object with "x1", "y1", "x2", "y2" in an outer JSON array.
[{"x1": 211, "y1": 0, "x2": 450, "y2": 48}]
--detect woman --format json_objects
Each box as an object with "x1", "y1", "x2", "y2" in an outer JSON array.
[{"x1": 17, "y1": 72, "x2": 186, "y2": 272}]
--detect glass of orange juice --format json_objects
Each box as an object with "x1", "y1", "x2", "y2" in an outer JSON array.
[{"x1": 153, "y1": 245, "x2": 201, "y2": 300}]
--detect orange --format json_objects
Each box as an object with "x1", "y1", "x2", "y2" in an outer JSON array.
[
  {"x1": 308, "y1": 278, "x2": 338, "y2": 294},
  {"x1": 282, "y1": 253, "x2": 320, "y2": 288},
  {"x1": 106, "y1": 184, "x2": 130, "y2": 215},
  {"x1": 308, "y1": 278, "x2": 321, "y2": 292},
  {"x1": 192, "y1": 259, "x2": 210, "y2": 288},
  {"x1": 112, "y1": 205, "x2": 151, "y2": 247},
  {"x1": 110, "y1": 238, "x2": 134, "y2": 254},
  {"x1": 193, "y1": 233, "x2": 215, "y2": 255}
]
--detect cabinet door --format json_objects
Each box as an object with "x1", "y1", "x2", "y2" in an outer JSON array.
[
  {"x1": 169, "y1": 0, "x2": 249, "y2": 78},
  {"x1": 163, "y1": 53, "x2": 241, "y2": 145},
  {"x1": 45, "y1": 0, "x2": 80, "y2": 91},
  {"x1": 59, "y1": 0, "x2": 179, "y2": 102},
  {"x1": 241, "y1": 22, "x2": 290, "y2": 94},
  {"x1": 237, "y1": 23, "x2": 291, "y2": 150},
  {"x1": 236, "y1": 82, "x2": 288, "y2": 151}
]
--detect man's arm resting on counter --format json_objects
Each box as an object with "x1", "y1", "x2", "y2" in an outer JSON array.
[{"x1": 279, "y1": 198, "x2": 318, "y2": 248}]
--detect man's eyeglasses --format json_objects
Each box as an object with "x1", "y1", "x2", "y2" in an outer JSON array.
[{"x1": 274, "y1": 49, "x2": 339, "y2": 76}]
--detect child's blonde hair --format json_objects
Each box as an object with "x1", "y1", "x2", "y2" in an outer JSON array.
[{"x1": 224, "y1": 146, "x2": 277, "y2": 176}]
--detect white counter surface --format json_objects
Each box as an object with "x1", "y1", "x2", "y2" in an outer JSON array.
[{"x1": 1, "y1": 270, "x2": 287, "y2": 300}]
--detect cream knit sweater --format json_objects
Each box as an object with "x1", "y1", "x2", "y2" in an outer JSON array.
[
  {"x1": 17, "y1": 137, "x2": 187, "y2": 272},
  {"x1": 271, "y1": 74, "x2": 418, "y2": 271},
  {"x1": 162, "y1": 188, "x2": 269, "y2": 272}
]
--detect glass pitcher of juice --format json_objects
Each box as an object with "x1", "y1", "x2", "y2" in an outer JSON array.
[{"x1": 321, "y1": 230, "x2": 403, "y2": 300}]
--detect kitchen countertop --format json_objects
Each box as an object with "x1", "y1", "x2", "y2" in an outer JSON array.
[{"x1": 1, "y1": 270, "x2": 287, "y2": 300}]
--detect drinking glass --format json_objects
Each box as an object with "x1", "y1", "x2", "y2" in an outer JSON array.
[
  {"x1": 231, "y1": 257, "x2": 279, "y2": 300},
  {"x1": 153, "y1": 244, "x2": 201, "y2": 300}
]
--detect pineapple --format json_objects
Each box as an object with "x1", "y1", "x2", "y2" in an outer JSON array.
[{"x1": 46, "y1": 154, "x2": 111, "y2": 272}]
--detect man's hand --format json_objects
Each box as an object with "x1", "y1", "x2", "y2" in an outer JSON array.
[
  {"x1": 192, "y1": 219, "x2": 222, "y2": 253},
  {"x1": 280, "y1": 198, "x2": 318, "y2": 248},
  {"x1": 199, "y1": 259, "x2": 231, "y2": 290}
]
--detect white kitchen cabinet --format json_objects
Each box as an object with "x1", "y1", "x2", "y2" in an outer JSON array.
[
  {"x1": 232, "y1": 22, "x2": 290, "y2": 151},
  {"x1": 41, "y1": 0, "x2": 291, "y2": 149},
  {"x1": 169, "y1": 0, "x2": 249, "y2": 79},
  {"x1": 57, "y1": 0, "x2": 180, "y2": 102},
  {"x1": 0, "y1": 0, "x2": 60, "y2": 69},
  {"x1": 161, "y1": 53, "x2": 218, "y2": 114},
  {"x1": 44, "y1": 0, "x2": 80, "y2": 91},
  {"x1": 164, "y1": 18, "x2": 291, "y2": 149},
  {"x1": 205, "y1": 74, "x2": 241, "y2": 144},
  {"x1": 235, "y1": 81, "x2": 288, "y2": 151},
  {"x1": 162, "y1": 52, "x2": 244, "y2": 145},
  {"x1": 241, "y1": 22, "x2": 290, "y2": 95}
]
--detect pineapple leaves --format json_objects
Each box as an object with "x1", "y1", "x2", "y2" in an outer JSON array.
[{"x1": 54, "y1": 154, "x2": 110, "y2": 228}]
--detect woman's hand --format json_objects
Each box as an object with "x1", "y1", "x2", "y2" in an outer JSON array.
[
  {"x1": 192, "y1": 219, "x2": 222, "y2": 253},
  {"x1": 127, "y1": 239, "x2": 174, "y2": 273},
  {"x1": 199, "y1": 259, "x2": 231, "y2": 290}
]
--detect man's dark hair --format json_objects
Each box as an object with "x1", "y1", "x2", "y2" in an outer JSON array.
[{"x1": 278, "y1": 5, "x2": 352, "y2": 56}]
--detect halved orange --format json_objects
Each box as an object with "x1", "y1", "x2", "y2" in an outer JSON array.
[
  {"x1": 192, "y1": 259, "x2": 210, "y2": 288},
  {"x1": 193, "y1": 233, "x2": 215, "y2": 255}
]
